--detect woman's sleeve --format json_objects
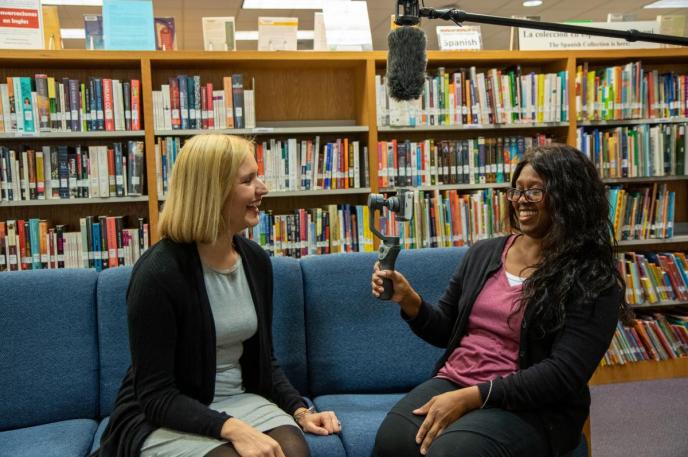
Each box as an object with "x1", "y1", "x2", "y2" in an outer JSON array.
[
  {"x1": 477, "y1": 285, "x2": 621, "y2": 410},
  {"x1": 127, "y1": 268, "x2": 230, "y2": 439}
]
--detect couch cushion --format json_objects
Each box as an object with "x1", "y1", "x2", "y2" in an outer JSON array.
[
  {"x1": 0, "y1": 269, "x2": 99, "y2": 430},
  {"x1": 92, "y1": 418, "x2": 110, "y2": 453},
  {"x1": 301, "y1": 248, "x2": 466, "y2": 396},
  {"x1": 0, "y1": 418, "x2": 97, "y2": 457},
  {"x1": 96, "y1": 266, "x2": 134, "y2": 417},
  {"x1": 271, "y1": 256, "x2": 309, "y2": 395},
  {"x1": 314, "y1": 394, "x2": 404, "y2": 457}
]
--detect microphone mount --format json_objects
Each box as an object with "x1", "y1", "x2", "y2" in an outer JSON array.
[{"x1": 417, "y1": 7, "x2": 688, "y2": 47}]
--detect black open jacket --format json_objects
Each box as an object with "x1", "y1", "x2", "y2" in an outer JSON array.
[
  {"x1": 95, "y1": 236, "x2": 307, "y2": 457},
  {"x1": 405, "y1": 236, "x2": 620, "y2": 456}
]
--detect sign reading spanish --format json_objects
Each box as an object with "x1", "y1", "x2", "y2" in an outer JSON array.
[
  {"x1": 519, "y1": 21, "x2": 661, "y2": 51},
  {"x1": 0, "y1": 0, "x2": 43, "y2": 50}
]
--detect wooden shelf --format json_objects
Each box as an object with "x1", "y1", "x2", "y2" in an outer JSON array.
[
  {"x1": 617, "y1": 235, "x2": 688, "y2": 247},
  {"x1": 604, "y1": 175, "x2": 688, "y2": 184},
  {"x1": 378, "y1": 122, "x2": 569, "y2": 133},
  {"x1": 158, "y1": 188, "x2": 371, "y2": 201},
  {"x1": 155, "y1": 125, "x2": 368, "y2": 136},
  {"x1": 578, "y1": 118, "x2": 688, "y2": 127},
  {"x1": 631, "y1": 300, "x2": 688, "y2": 310},
  {"x1": 591, "y1": 357, "x2": 688, "y2": 385},
  {"x1": 0, "y1": 197, "x2": 149, "y2": 207},
  {"x1": 380, "y1": 183, "x2": 510, "y2": 193},
  {"x1": 0, "y1": 131, "x2": 145, "y2": 140}
]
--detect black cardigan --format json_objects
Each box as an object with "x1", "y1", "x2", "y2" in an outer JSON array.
[
  {"x1": 95, "y1": 236, "x2": 307, "y2": 457},
  {"x1": 406, "y1": 236, "x2": 620, "y2": 457}
]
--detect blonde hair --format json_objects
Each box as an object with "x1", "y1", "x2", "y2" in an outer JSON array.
[{"x1": 158, "y1": 134, "x2": 252, "y2": 243}]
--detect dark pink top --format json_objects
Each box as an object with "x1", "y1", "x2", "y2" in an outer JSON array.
[{"x1": 436, "y1": 235, "x2": 525, "y2": 386}]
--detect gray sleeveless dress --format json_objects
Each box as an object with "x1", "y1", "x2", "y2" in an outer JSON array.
[{"x1": 140, "y1": 257, "x2": 298, "y2": 457}]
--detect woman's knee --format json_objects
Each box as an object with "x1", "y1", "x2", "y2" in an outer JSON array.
[
  {"x1": 267, "y1": 425, "x2": 309, "y2": 457},
  {"x1": 426, "y1": 430, "x2": 508, "y2": 457},
  {"x1": 373, "y1": 412, "x2": 421, "y2": 457}
]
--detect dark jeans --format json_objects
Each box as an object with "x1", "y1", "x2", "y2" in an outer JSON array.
[{"x1": 373, "y1": 378, "x2": 550, "y2": 457}]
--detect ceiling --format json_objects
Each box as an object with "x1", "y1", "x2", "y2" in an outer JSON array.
[{"x1": 56, "y1": 0, "x2": 688, "y2": 51}]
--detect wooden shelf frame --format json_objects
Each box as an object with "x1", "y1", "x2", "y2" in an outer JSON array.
[
  {"x1": 0, "y1": 48, "x2": 687, "y2": 389},
  {"x1": 1, "y1": 49, "x2": 687, "y2": 250}
]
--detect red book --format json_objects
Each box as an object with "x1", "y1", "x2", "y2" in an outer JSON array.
[
  {"x1": 206, "y1": 83, "x2": 214, "y2": 128},
  {"x1": 107, "y1": 216, "x2": 118, "y2": 268},
  {"x1": 130, "y1": 79, "x2": 141, "y2": 130},
  {"x1": 0, "y1": 221, "x2": 6, "y2": 272},
  {"x1": 107, "y1": 147, "x2": 116, "y2": 196},
  {"x1": 102, "y1": 78, "x2": 115, "y2": 131},
  {"x1": 17, "y1": 220, "x2": 29, "y2": 270},
  {"x1": 168, "y1": 77, "x2": 181, "y2": 129},
  {"x1": 200, "y1": 87, "x2": 208, "y2": 129}
]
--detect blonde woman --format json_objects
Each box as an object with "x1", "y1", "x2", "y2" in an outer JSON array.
[{"x1": 95, "y1": 135, "x2": 340, "y2": 457}]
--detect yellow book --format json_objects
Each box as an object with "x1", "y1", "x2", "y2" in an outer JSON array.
[
  {"x1": 536, "y1": 73, "x2": 545, "y2": 123},
  {"x1": 640, "y1": 276, "x2": 658, "y2": 304},
  {"x1": 586, "y1": 71, "x2": 596, "y2": 121}
]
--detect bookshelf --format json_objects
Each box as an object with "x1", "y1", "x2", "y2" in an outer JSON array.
[{"x1": 0, "y1": 48, "x2": 685, "y2": 407}]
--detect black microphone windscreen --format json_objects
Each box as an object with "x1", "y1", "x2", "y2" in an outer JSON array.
[{"x1": 386, "y1": 26, "x2": 427, "y2": 101}]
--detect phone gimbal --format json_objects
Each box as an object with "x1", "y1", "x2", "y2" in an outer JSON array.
[{"x1": 368, "y1": 188, "x2": 414, "y2": 300}]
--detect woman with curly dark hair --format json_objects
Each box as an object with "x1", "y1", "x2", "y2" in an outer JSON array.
[{"x1": 371, "y1": 143, "x2": 627, "y2": 457}]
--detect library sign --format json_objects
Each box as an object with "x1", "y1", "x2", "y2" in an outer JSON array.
[
  {"x1": 0, "y1": 0, "x2": 43, "y2": 49},
  {"x1": 519, "y1": 21, "x2": 661, "y2": 50}
]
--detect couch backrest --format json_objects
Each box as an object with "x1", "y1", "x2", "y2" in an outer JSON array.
[
  {"x1": 0, "y1": 269, "x2": 100, "y2": 430},
  {"x1": 301, "y1": 247, "x2": 467, "y2": 397},
  {"x1": 97, "y1": 267, "x2": 133, "y2": 417},
  {"x1": 95, "y1": 258, "x2": 310, "y2": 416},
  {"x1": 270, "y1": 256, "x2": 309, "y2": 395}
]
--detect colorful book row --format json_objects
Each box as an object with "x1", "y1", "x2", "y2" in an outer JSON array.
[
  {"x1": 0, "y1": 217, "x2": 149, "y2": 272},
  {"x1": 0, "y1": 142, "x2": 145, "y2": 202},
  {"x1": 0, "y1": 75, "x2": 141, "y2": 133},
  {"x1": 155, "y1": 136, "x2": 369, "y2": 198},
  {"x1": 244, "y1": 205, "x2": 375, "y2": 258},
  {"x1": 381, "y1": 189, "x2": 511, "y2": 250},
  {"x1": 608, "y1": 183, "x2": 676, "y2": 241},
  {"x1": 377, "y1": 134, "x2": 553, "y2": 188},
  {"x1": 602, "y1": 314, "x2": 688, "y2": 366},
  {"x1": 576, "y1": 62, "x2": 688, "y2": 122},
  {"x1": 377, "y1": 67, "x2": 568, "y2": 127},
  {"x1": 152, "y1": 74, "x2": 254, "y2": 131},
  {"x1": 577, "y1": 123, "x2": 688, "y2": 178},
  {"x1": 617, "y1": 251, "x2": 688, "y2": 305}
]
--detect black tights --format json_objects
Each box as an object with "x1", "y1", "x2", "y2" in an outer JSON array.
[{"x1": 205, "y1": 425, "x2": 309, "y2": 457}]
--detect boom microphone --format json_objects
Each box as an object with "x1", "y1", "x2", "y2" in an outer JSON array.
[{"x1": 386, "y1": 25, "x2": 427, "y2": 101}]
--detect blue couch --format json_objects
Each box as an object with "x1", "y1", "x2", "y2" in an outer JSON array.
[{"x1": 0, "y1": 247, "x2": 588, "y2": 457}]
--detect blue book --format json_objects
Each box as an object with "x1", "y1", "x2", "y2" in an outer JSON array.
[
  {"x1": 92, "y1": 222, "x2": 102, "y2": 272},
  {"x1": 93, "y1": 78, "x2": 104, "y2": 130},
  {"x1": 57, "y1": 146, "x2": 70, "y2": 199},
  {"x1": 20, "y1": 77, "x2": 35, "y2": 133},
  {"x1": 29, "y1": 219, "x2": 41, "y2": 269}
]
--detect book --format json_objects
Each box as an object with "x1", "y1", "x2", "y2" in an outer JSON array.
[
  {"x1": 84, "y1": 15, "x2": 104, "y2": 50},
  {"x1": 202, "y1": 17, "x2": 236, "y2": 51},
  {"x1": 154, "y1": 17, "x2": 177, "y2": 51}
]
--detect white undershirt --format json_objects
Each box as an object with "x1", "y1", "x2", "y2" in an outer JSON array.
[{"x1": 505, "y1": 270, "x2": 526, "y2": 287}]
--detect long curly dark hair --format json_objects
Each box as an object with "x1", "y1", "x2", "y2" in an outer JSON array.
[{"x1": 509, "y1": 144, "x2": 629, "y2": 336}]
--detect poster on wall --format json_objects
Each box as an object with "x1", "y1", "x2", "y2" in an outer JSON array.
[
  {"x1": 202, "y1": 16, "x2": 236, "y2": 51},
  {"x1": 103, "y1": 0, "x2": 155, "y2": 50},
  {"x1": 0, "y1": 0, "x2": 44, "y2": 50},
  {"x1": 519, "y1": 21, "x2": 662, "y2": 50}
]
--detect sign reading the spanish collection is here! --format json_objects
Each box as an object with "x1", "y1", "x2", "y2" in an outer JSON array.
[
  {"x1": 0, "y1": 0, "x2": 43, "y2": 50},
  {"x1": 519, "y1": 21, "x2": 662, "y2": 51}
]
